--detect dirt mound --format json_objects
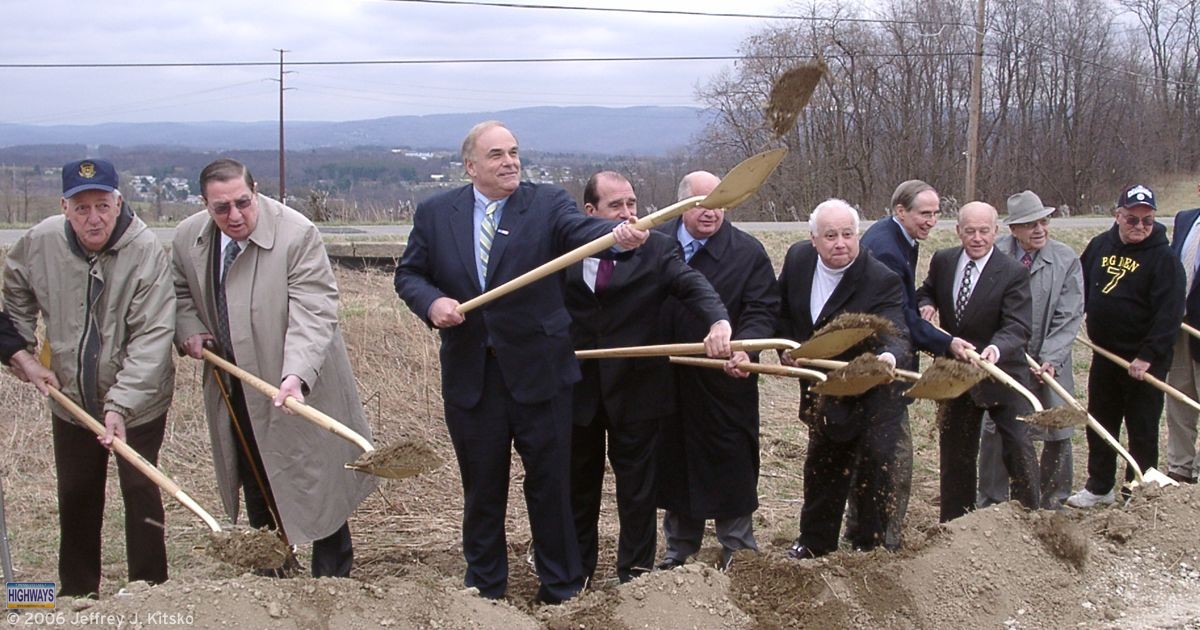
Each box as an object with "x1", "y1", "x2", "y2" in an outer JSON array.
[{"x1": 61, "y1": 575, "x2": 537, "y2": 629}]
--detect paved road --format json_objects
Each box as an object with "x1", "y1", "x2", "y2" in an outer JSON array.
[{"x1": 0, "y1": 217, "x2": 1120, "y2": 246}]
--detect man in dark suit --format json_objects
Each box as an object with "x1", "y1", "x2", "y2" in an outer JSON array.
[
  {"x1": 916, "y1": 201, "x2": 1039, "y2": 522},
  {"x1": 853, "y1": 180, "x2": 956, "y2": 548},
  {"x1": 1166, "y1": 197, "x2": 1200, "y2": 485},
  {"x1": 775, "y1": 199, "x2": 910, "y2": 559},
  {"x1": 655, "y1": 171, "x2": 780, "y2": 570},
  {"x1": 566, "y1": 171, "x2": 730, "y2": 585},
  {"x1": 394, "y1": 121, "x2": 648, "y2": 604}
]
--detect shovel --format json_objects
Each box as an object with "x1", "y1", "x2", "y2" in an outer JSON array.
[
  {"x1": 1183, "y1": 322, "x2": 1200, "y2": 341},
  {"x1": 0, "y1": 476, "x2": 13, "y2": 582},
  {"x1": 903, "y1": 357, "x2": 989, "y2": 400},
  {"x1": 44, "y1": 385, "x2": 291, "y2": 570},
  {"x1": 1023, "y1": 353, "x2": 1177, "y2": 488},
  {"x1": 796, "y1": 356, "x2": 921, "y2": 397},
  {"x1": 455, "y1": 147, "x2": 788, "y2": 314},
  {"x1": 668, "y1": 355, "x2": 827, "y2": 381},
  {"x1": 575, "y1": 338, "x2": 800, "y2": 360},
  {"x1": 201, "y1": 349, "x2": 440, "y2": 480},
  {"x1": 784, "y1": 313, "x2": 898, "y2": 361},
  {"x1": 1076, "y1": 337, "x2": 1200, "y2": 413}
]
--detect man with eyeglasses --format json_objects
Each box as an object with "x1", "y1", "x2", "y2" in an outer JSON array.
[
  {"x1": 1069, "y1": 185, "x2": 1185, "y2": 507},
  {"x1": 172, "y1": 158, "x2": 376, "y2": 576},
  {"x1": 3, "y1": 159, "x2": 175, "y2": 596},
  {"x1": 977, "y1": 191, "x2": 1084, "y2": 510}
]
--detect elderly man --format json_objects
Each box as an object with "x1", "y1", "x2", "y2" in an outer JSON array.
[
  {"x1": 917, "y1": 201, "x2": 1039, "y2": 522},
  {"x1": 977, "y1": 191, "x2": 1084, "y2": 509},
  {"x1": 1165, "y1": 190, "x2": 1200, "y2": 485},
  {"x1": 776, "y1": 199, "x2": 909, "y2": 559},
  {"x1": 654, "y1": 171, "x2": 779, "y2": 570},
  {"x1": 566, "y1": 171, "x2": 730, "y2": 585},
  {"x1": 853, "y1": 179, "x2": 954, "y2": 549},
  {"x1": 1069, "y1": 185, "x2": 1185, "y2": 507},
  {"x1": 394, "y1": 122, "x2": 647, "y2": 604},
  {"x1": 3, "y1": 159, "x2": 175, "y2": 596},
  {"x1": 173, "y1": 158, "x2": 376, "y2": 577}
]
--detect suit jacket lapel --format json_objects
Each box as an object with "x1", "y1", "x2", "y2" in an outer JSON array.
[
  {"x1": 486, "y1": 185, "x2": 528, "y2": 287},
  {"x1": 797, "y1": 250, "x2": 818, "y2": 329},
  {"x1": 449, "y1": 186, "x2": 482, "y2": 293},
  {"x1": 940, "y1": 248, "x2": 962, "y2": 330},
  {"x1": 960, "y1": 252, "x2": 1002, "y2": 325},
  {"x1": 609, "y1": 251, "x2": 637, "y2": 290}
]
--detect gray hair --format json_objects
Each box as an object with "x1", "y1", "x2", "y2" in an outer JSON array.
[
  {"x1": 461, "y1": 120, "x2": 510, "y2": 163},
  {"x1": 809, "y1": 198, "x2": 860, "y2": 234}
]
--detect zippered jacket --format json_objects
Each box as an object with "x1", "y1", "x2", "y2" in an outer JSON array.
[{"x1": 3, "y1": 208, "x2": 175, "y2": 427}]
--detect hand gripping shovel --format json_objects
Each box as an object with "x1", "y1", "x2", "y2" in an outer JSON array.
[
  {"x1": 455, "y1": 147, "x2": 788, "y2": 314},
  {"x1": 44, "y1": 385, "x2": 291, "y2": 570},
  {"x1": 667, "y1": 356, "x2": 828, "y2": 382},
  {"x1": 1021, "y1": 353, "x2": 1176, "y2": 488},
  {"x1": 1076, "y1": 337, "x2": 1200, "y2": 414},
  {"x1": 201, "y1": 349, "x2": 440, "y2": 480}
]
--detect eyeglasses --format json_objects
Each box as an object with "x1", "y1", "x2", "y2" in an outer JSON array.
[
  {"x1": 1118, "y1": 212, "x2": 1154, "y2": 227},
  {"x1": 209, "y1": 196, "x2": 254, "y2": 215}
]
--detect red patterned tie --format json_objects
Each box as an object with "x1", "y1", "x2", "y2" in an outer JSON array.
[
  {"x1": 1021, "y1": 252, "x2": 1033, "y2": 269},
  {"x1": 595, "y1": 259, "x2": 615, "y2": 294}
]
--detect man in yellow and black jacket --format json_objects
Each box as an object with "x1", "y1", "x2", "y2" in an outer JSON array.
[{"x1": 1071, "y1": 184, "x2": 1185, "y2": 508}]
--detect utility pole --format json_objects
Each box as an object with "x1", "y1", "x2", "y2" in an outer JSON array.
[
  {"x1": 270, "y1": 49, "x2": 294, "y2": 201},
  {"x1": 964, "y1": 0, "x2": 985, "y2": 202}
]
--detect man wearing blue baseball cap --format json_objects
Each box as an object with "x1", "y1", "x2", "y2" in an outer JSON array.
[
  {"x1": 2, "y1": 159, "x2": 176, "y2": 596},
  {"x1": 1069, "y1": 184, "x2": 1185, "y2": 507}
]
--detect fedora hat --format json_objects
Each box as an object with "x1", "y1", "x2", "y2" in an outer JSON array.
[{"x1": 1003, "y1": 190, "x2": 1054, "y2": 225}]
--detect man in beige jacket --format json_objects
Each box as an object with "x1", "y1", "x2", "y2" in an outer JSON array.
[
  {"x1": 3, "y1": 158, "x2": 175, "y2": 597},
  {"x1": 172, "y1": 158, "x2": 375, "y2": 577}
]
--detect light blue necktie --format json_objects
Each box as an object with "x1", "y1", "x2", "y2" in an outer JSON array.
[{"x1": 684, "y1": 241, "x2": 698, "y2": 263}]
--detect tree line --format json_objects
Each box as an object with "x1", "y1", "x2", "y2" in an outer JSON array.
[{"x1": 698, "y1": 0, "x2": 1200, "y2": 219}]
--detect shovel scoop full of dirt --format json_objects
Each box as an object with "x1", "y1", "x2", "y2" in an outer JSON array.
[
  {"x1": 1022, "y1": 406, "x2": 1088, "y2": 430},
  {"x1": 905, "y1": 357, "x2": 988, "y2": 400},
  {"x1": 811, "y1": 352, "x2": 896, "y2": 396},
  {"x1": 207, "y1": 528, "x2": 292, "y2": 570},
  {"x1": 346, "y1": 439, "x2": 442, "y2": 480}
]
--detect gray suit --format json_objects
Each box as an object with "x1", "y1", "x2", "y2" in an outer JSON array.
[{"x1": 978, "y1": 235, "x2": 1084, "y2": 509}]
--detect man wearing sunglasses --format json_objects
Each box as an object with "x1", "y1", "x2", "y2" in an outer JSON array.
[
  {"x1": 172, "y1": 158, "x2": 376, "y2": 576},
  {"x1": 1070, "y1": 185, "x2": 1185, "y2": 507}
]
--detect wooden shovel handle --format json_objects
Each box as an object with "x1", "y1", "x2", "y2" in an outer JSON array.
[
  {"x1": 456, "y1": 195, "x2": 706, "y2": 314},
  {"x1": 1023, "y1": 353, "x2": 1144, "y2": 483},
  {"x1": 1183, "y1": 322, "x2": 1200, "y2": 341},
  {"x1": 46, "y1": 386, "x2": 222, "y2": 532},
  {"x1": 668, "y1": 356, "x2": 827, "y2": 381},
  {"x1": 201, "y1": 349, "x2": 375, "y2": 454},
  {"x1": 576, "y1": 338, "x2": 800, "y2": 359},
  {"x1": 794, "y1": 357, "x2": 921, "y2": 382},
  {"x1": 1076, "y1": 337, "x2": 1200, "y2": 413}
]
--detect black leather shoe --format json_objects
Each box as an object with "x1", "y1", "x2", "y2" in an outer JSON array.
[
  {"x1": 1167, "y1": 471, "x2": 1198, "y2": 484},
  {"x1": 786, "y1": 541, "x2": 822, "y2": 560},
  {"x1": 655, "y1": 558, "x2": 685, "y2": 571}
]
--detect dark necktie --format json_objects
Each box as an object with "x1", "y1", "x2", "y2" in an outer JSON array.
[
  {"x1": 1021, "y1": 252, "x2": 1033, "y2": 269},
  {"x1": 955, "y1": 260, "x2": 976, "y2": 322},
  {"x1": 215, "y1": 241, "x2": 241, "y2": 358},
  {"x1": 594, "y1": 259, "x2": 615, "y2": 294}
]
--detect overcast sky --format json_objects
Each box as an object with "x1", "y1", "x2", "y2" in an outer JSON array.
[{"x1": 0, "y1": 0, "x2": 802, "y2": 125}]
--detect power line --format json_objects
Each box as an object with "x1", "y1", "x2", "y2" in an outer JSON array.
[{"x1": 377, "y1": 0, "x2": 974, "y2": 28}]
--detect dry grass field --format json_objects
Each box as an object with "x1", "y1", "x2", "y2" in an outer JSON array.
[{"x1": 1, "y1": 223, "x2": 1198, "y2": 628}]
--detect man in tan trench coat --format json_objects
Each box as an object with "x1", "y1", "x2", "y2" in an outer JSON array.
[{"x1": 172, "y1": 158, "x2": 375, "y2": 577}]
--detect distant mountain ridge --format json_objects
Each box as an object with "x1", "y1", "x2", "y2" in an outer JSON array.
[{"x1": 0, "y1": 106, "x2": 712, "y2": 156}]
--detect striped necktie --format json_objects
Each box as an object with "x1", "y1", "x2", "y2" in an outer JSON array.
[{"x1": 479, "y1": 201, "x2": 499, "y2": 281}]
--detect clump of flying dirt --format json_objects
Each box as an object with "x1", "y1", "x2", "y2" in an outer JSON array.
[
  {"x1": 1032, "y1": 511, "x2": 1089, "y2": 571},
  {"x1": 765, "y1": 60, "x2": 828, "y2": 139}
]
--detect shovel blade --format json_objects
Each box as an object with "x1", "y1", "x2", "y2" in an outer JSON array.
[
  {"x1": 787, "y1": 328, "x2": 875, "y2": 360},
  {"x1": 1142, "y1": 467, "x2": 1181, "y2": 487},
  {"x1": 346, "y1": 440, "x2": 442, "y2": 480},
  {"x1": 698, "y1": 148, "x2": 788, "y2": 211}
]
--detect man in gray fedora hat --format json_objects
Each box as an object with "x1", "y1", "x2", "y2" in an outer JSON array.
[{"x1": 977, "y1": 190, "x2": 1084, "y2": 509}]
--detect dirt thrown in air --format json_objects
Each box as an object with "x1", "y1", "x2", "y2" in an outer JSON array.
[{"x1": 766, "y1": 59, "x2": 828, "y2": 139}]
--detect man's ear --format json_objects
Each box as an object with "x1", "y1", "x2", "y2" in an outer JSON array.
[{"x1": 583, "y1": 203, "x2": 597, "y2": 216}]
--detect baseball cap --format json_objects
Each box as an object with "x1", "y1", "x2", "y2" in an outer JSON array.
[
  {"x1": 1117, "y1": 184, "x2": 1156, "y2": 211},
  {"x1": 62, "y1": 159, "x2": 119, "y2": 198}
]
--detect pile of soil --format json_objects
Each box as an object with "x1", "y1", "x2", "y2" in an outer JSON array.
[{"x1": 71, "y1": 484, "x2": 1200, "y2": 628}]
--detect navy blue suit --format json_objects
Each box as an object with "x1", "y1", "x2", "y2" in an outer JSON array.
[
  {"x1": 395, "y1": 181, "x2": 622, "y2": 602},
  {"x1": 860, "y1": 217, "x2": 951, "y2": 367}
]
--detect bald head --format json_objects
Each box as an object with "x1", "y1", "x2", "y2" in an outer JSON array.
[
  {"x1": 956, "y1": 201, "x2": 998, "y2": 260},
  {"x1": 678, "y1": 171, "x2": 725, "y2": 240}
]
